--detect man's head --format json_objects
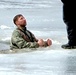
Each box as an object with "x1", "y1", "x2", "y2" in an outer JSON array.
[{"x1": 13, "y1": 14, "x2": 27, "y2": 27}]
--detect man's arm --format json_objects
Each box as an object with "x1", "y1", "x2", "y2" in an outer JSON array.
[{"x1": 27, "y1": 30, "x2": 38, "y2": 42}]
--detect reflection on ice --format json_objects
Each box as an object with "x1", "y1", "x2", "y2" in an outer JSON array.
[{"x1": 0, "y1": 49, "x2": 76, "y2": 75}]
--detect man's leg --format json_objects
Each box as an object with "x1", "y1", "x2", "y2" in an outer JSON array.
[{"x1": 61, "y1": 5, "x2": 76, "y2": 49}]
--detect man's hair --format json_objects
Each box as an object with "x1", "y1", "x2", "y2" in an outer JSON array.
[{"x1": 13, "y1": 14, "x2": 23, "y2": 25}]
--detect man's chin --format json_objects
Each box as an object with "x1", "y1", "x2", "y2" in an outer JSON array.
[{"x1": 21, "y1": 25, "x2": 26, "y2": 27}]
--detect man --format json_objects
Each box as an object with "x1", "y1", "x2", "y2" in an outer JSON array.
[
  {"x1": 61, "y1": 0, "x2": 76, "y2": 49},
  {"x1": 10, "y1": 14, "x2": 52, "y2": 50}
]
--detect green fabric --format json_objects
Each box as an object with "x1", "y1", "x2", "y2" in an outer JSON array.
[{"x1": 10, "y1": 28, "x2": 39, "y2": 50}]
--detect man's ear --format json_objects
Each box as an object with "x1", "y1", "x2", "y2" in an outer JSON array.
[{"x1": 15, "y1": 21, "x2": 18, "y2": 25}]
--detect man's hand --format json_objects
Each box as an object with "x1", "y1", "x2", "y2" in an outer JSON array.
[{"x1": 37, "y1": 39, "x2": 44, "y2": 47}]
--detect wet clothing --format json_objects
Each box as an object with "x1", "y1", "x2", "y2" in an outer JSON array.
[
  {"x1": 10, "y1": 27, "x2": 39, "y2": 50},
  {"x1": 61, "y1": 0, "x2": 76, "y2": 45}
]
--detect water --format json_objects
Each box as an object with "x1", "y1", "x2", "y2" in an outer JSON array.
[
  {"x1": 1, "y1": 0, "x2": 76, "y2": 75},
  {"x1": 0, "y1": 0, "x2": 65, "y2": 50},
  {"x1": 0, "y1": 49, "x2": 76, "y2": 75}
]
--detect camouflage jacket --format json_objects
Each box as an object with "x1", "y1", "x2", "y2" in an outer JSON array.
[{"x1": 10, "y1": 27, "x2": 39, "y2": 50}]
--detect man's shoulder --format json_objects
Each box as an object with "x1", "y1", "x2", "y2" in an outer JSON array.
[
  {"x1": 13, "y1": 28, "x2": 18, "y2": 31},
  {"x1": 12, "y1": 28, "x2": 20, "y2": 36}
]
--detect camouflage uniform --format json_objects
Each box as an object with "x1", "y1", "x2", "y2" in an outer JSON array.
[{"x1": 10, "y1": 27, "x2": 39, "y2": 50}]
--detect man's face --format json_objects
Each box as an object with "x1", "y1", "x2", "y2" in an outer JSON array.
[{"x1": 16, "y1": 16, "x2": 27, "y2": 27}]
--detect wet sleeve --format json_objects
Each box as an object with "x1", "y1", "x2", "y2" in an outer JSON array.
[
  {"x1": 12, "y1": 31, "x2": 39, "y2": 49},
  {"x1": 27, "y1": 30, "x2": 38, "y2": 42}
]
